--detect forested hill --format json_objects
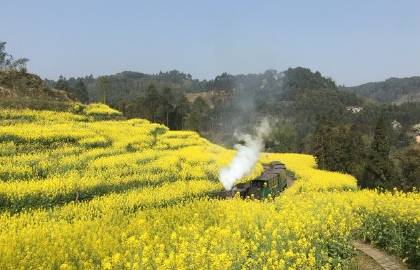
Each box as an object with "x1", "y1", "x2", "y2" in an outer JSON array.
[
  {"x1": 47, "y1": 67, "x2": 363, "y2": 144},
  {"x1": 342, "y1": 76, "x2": 420, "y2": 104},
  {"x1": 44, "y1": 70, "x2": 207, "y2": 105},
  {"x1": 48, "y1": 67, "x2": 361, "y2": 109}
]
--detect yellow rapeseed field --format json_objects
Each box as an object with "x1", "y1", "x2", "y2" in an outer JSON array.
[{"x1": 0, "y1": 105, "x2": 418, "y2": 269}]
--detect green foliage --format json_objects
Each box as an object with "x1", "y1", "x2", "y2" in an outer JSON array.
[
  {"x1": 312, "y1": 120, "x2": 366, "y2": 179},
  {"x1": 73, "y1": 79, "x2": 89, "y2": 104},
  {"x1": 97, "y1": 76, "x2": 110, "y2": 104},
  {"x1": 265, "y1": 121, "x2": 298, "y2": 152},
  {"x1": 344, "y1": 76, "x2": 420, "y2": 103},
  {"x1": 29, "y1": 63, "x2": 419, "y2": 191},
  {"x1": 55, "y1": 75, "x2": 70, "y2": 91},
  {"x1": 357, "y1": 202, "x2": 419, "y2": 267},
  {"x1": 186, "y1": 97, "x2": 210, "y2": 132},
  {"x1": 0, "y1": 41, "x2": 29, "y2": 72},
  {"x1": 208, "y1": 72, "x2": 235, "y2": 91},
  {"x1": 55, "y1": 76, "x2": 90, "y2": 103},
  {"x1": 150, "y1": 126, "x2": 168, "y2": 146},
  {"x1": 122, "y1": 84, "x2": 190, "y2": 130},
  {"x1": 397, "y1": 145, "x2": 420, "y2": 190},
  {"x1": 361, "y1": 116, "x2": 397, "y2": 189},
  {"x1": 284, "y1": 67, "x2": 337, "y2": 91}
]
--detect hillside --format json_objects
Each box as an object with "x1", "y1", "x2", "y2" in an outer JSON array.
[
  {"x1": 0, "y1": 106, "x2": 418, "y2": 269},
  {"x1": 343, "y1": 76, "x2": 420, "y2": 104},
  {"x1": 50, "y1": 68, "x2": 359, "y2": 105},
  {"x1": 51, "y1": 70, "x2": 205, "y2": 105},
  {"x1": 53, "y1": 67, "x2": 363, "y2": 150},
  {"x1": 0, "y1": 71, "x2": 75, "y2": 110}
]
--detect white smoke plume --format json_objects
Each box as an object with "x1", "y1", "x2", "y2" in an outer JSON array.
[{"x1": 219, "y1": 118, "x2": 271, "y2": 190}]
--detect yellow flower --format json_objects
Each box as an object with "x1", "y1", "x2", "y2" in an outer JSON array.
[{"x1": 0, "y1": 107, "x2": 418, "y2": 270}]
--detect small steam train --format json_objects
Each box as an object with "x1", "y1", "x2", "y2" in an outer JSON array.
[{"x1": 218, "y1": 161, "x2": 288, "y2": 199}]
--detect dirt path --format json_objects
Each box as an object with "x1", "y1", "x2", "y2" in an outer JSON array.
[
  {"x1": 353, "y1": 241, "x2": 408, "y2": 270},
  {"x1": 286, "y1": 172, "x2": 295, "y2": 188},
  {"x1": 286, "y1": 177, "x2": 294, "y2": 187}
]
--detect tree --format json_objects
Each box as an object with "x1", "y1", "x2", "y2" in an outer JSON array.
[
  {"x1": 340, "y1": 125, "x2": 366, "y2": 179},
  {"x1": 172, "y1": 95, "x2": 190, "y2": 130},
  {"x1": 311, "y1": 119, "x2": 331, "y2": 169},
  {"x1": 0, "y1": 42, "x2": 7, "y2": 68},
  {"x1": 144, "y1": 84, "x2": 161, "y2": 123},
  {"x1": 54, "y1": 77, "x2": 89, "y2": 103},
  {"x1": 158, "y1": 87, "x2": 174, "y2": 126},
  {"x1": 312, "y1": 119, "x2": 366, "y2": 179},
  {"x1": 186, "y1": 97, "x2": 210, "y2": 132},
  {"x1": 361, "y1": 116, "x2": 397, "y2": 189},
  {"x1": 133, "y1": 84, "x2": 162, "y2": 123},
  {"x1": 97, "y1": 76, "x2": 110, "y2": 104},
  {"x1": 265, "y1": 121, "x2": 298, "y2": 152},
  {"x1": 398, "y1": 145, "x2": 420, "y2": 190},
  {"x1": 73, "y1": 79, "x2": 89, "y2": 103},
  {"x1": 209, "y1": 72, "x2": 235, "y2": 91},
  {"x1": 55, "y1": 76, "x2": 70, "y2": 91},
  {"x1": 0, "y1": 41, "x2": 29, "y2": 72}
]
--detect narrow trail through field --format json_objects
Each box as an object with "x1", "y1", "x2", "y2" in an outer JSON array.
[
  {"x1": 286, "y1": 174, "x2": 295, "y2": 187},
  {"x1": 353, "y1": 241, "x2": 408, "y2": 270}
]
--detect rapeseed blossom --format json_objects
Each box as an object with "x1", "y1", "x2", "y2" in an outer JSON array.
[{"x1": 0, "y1": 106, "x2": 418, "y2": 269}]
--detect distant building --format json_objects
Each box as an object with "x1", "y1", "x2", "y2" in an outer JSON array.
[
  {"x1": 392, "y1": 120, "x2": 402, "y2": 130},
  {"x1": 346, "y1": 106, "x2": 363, "y2": 113}
]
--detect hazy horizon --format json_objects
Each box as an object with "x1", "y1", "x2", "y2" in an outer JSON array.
[{"x1": 2, "y1": 0, "x2": 420, "y2": 86}]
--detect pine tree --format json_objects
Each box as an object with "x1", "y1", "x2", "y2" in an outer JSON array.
[
  {"x1": 173, "y1": 95, "x2": 190, "y2": 130},
  {"x1": 361, "y1": 116, "x2": 396, "y2": 189},
  {"x1": 186, "y1": 97, "x2": 210, "y2": 132},
  {"x1": 0, "y1": 41, "x2": 29, "y2": 72},
  {"x1": 312, "y1": 120, "x2": 366, "y2": 179},
  {"x1": 72, "y1": 79, "x2": 89, "y2": 104},
  {"x1": 55, "y1": 76, "x2": 70, "y2": 91},
  {"x1": 97, "y1": 76, "x2": 110, "y2": 104},
  {"x1": 312, "y1": 121, "x2": 329, "y2": 169},
  {"x1": 398, "y1": 145, "x2": 420, "y2": 190},
  {"x1": 158, "y1": 87, "x2": 174, "y2": 127}
]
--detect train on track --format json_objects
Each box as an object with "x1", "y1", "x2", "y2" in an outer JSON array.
[{"x1": 217, "y1": 161, "x2": 289, "y2": 199}]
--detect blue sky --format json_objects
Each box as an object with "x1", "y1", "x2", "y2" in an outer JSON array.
[{"x1": 2, "y1": 0, "x2": 420, "y2": 86}]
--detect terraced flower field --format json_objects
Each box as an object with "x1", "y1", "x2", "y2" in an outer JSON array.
[{"x1": 0, "y1": 104, "x2": 418, "y2": 269}]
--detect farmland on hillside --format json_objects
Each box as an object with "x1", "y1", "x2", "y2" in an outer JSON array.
[{"x1": 0, "y1": 105, "x2": 418, "y2": 269}]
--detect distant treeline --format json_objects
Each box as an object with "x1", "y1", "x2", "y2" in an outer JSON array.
[
  {"x1": 47, "y1": 67, "x2": 420, "y2": 191},
  {"x1": 343, "y1": 76, "x2": 420, "y2": 103},
  {"x1": 2, "y1": 40, "x2": 419, "y2": 191}
]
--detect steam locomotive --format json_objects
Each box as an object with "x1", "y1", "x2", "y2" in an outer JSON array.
[{"x1": 217, "y1": 161, "x2": 288, "y2": 199}]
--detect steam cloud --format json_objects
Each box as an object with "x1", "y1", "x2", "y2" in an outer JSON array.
[{"x1": 219, "y1": 118, "x2": 271, "y2": 190}]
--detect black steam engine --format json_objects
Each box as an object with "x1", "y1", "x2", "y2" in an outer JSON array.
[{"x1": 219, "y1": 161, "x2": 288, "y2": 199}]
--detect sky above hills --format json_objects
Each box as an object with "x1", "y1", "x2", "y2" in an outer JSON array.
[{"x1": 2, "y1": 0, "x2": 420, "y2": 86}]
